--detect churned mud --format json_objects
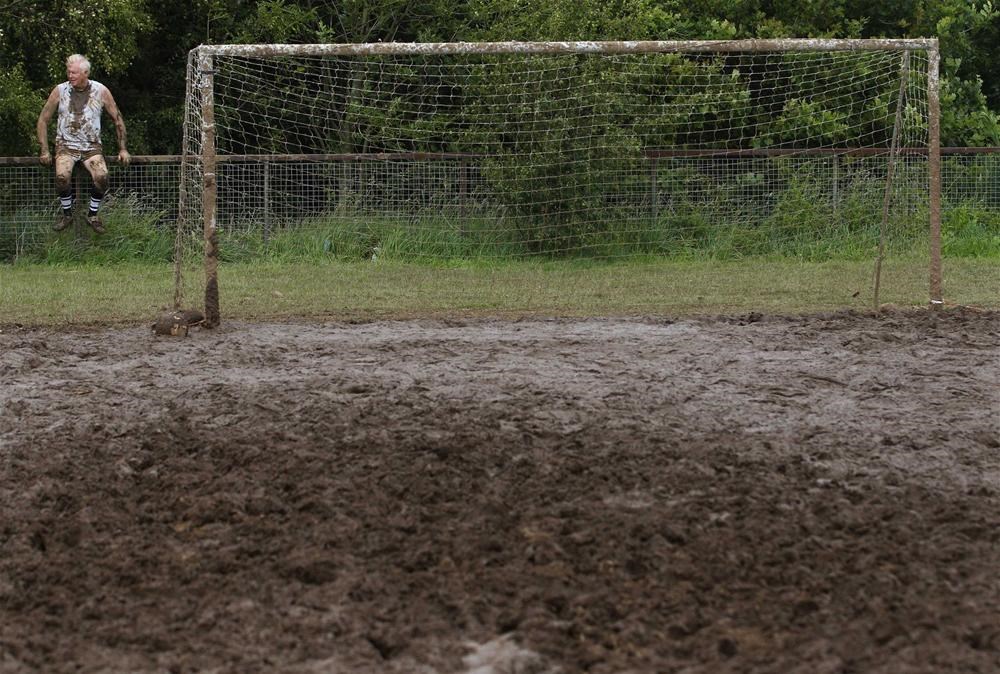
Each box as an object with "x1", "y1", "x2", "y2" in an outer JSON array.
[{"x1": 1, "y1": 309, "x2": 998, "y2": 673}]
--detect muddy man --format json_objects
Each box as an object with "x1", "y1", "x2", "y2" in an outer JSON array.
[{"x1": 36, "y1": 53, "x2": 131, "y2": 234}]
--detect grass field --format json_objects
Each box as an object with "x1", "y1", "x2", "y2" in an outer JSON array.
[{"x1": 1, "y1": 256, "x2": 996, "y2": 326}]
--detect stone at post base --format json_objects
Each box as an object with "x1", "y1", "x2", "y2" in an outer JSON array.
[{"x1": 152, "y1": 309, "x2": 205, "y2": 337}]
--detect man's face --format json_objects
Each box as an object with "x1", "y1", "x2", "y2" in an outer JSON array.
[{"x1": 66, "y1": 63, "x2": 88, "y2": 89}]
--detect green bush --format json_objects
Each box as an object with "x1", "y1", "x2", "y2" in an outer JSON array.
[{"x1": 943, "y1": 206, "x2": 1000, "y2": 257}]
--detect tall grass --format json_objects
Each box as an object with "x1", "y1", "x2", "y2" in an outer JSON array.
[
  {"x1": 1, "y1": 198, "x2": 176, "y2": 265},
  {"x1": 3, "y1": 168, "x2": 998, "y2": 265},
  {"x1": 942, "y1": 205, "x2": 1000, "y2": 257},
  {"x1": 6, "y1": 207, "x2": 997, "y2": 266}
]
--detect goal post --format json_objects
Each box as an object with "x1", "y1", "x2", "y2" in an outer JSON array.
[{"x1": 177, "y1": 39, "x2": 942, "y2": 323}]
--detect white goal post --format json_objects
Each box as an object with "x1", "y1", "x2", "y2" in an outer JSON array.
[{"x1": 178, "y1": 39, "x2": 942, "y2": 326}]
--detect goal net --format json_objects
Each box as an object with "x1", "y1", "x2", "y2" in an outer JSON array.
[{"x1": 178, "y1": 40, "x2": 941, "y2": 325}]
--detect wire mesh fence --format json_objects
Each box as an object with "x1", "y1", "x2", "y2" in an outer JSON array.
[
  {"x1": 1, "y1": 150, "x2": 998, "y2": 262},
  {"x1": 0, "y1": 157, "x2": 181, "y2": 260}
]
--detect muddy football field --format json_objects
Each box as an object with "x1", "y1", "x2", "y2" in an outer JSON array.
[{"x1": 1, "y1": 309, "x2": 998, "y2": 673}]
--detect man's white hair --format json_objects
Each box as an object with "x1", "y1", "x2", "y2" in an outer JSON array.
[{"x1": 66, "y1": 54, "x2": 91, "y2": 74}]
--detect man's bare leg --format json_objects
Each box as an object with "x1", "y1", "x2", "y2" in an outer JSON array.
[
  {"x1": 82, "y1": 154, "x2": 109, "y2": 234},
  {"x1": 52, "y1": 152, "x2": 76, "y2": 231}
]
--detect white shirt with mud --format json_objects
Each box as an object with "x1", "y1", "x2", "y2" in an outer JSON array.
[{"x1": 56, "y1": 80, "x2": 107, "y2": 151}]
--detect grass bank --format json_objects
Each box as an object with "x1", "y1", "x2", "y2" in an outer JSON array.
[{"x1": 1, "y1": 256, "x2": 995, "y2": 327}]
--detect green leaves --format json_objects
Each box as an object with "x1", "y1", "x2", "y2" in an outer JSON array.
[
  {"x1": 232, "y1": 0, "x2": 322, "y2": 44},
  {"x1": 1, "y1": 0, "x2": 152, "y2": 80},
  {"x1": 0, "y1": 65, "x2": 42, "y2": 155},
  {"x1": 1, "y1": 0, "x2": 999, "y2": 158}
]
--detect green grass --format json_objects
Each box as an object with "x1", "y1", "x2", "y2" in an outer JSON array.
[
  {"x1": 12, "y1": 197, "x2": 999, "y2": 265},
  {"x1": 1, "y1": 256, "x2": 996, "y2": 327}
]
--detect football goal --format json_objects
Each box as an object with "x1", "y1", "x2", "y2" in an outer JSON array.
[{"x1": 178, "y1": 39, "x2": 942, "y2": 326}]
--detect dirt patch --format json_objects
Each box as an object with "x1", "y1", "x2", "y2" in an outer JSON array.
[{"x1": 1, "y1": 309, "x2": 998, "y2": 673}]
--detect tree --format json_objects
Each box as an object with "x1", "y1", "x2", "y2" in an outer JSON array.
[
  {"x1": 0, "y1": 65, "x2": 41, "y2": 156},
  {"x1": 0, "y1": 0, "x2": 150, "y2": 81},
  {"x1": 1, "y1": 0, "x2": 997, "y2": 155},
  {"x1": 464, "y1": 0, "x2": 998, "y2": 145},
  {"x1": 843, "y1": 0, "x2": 1000, "y2": 144}
]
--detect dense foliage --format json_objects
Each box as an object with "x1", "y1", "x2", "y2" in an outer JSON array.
[{"x1": 1, "y1": 0, "x2": 998, "y2": 156}]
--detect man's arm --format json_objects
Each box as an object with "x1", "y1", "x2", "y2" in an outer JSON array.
[
  {"x1": 36, "y1": 88, "x2": 59, "y2": 166},
  {"x1": 102, "y1": 88, "x2": 131, "y2": 166}
]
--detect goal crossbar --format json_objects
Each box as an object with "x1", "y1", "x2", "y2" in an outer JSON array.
[{"x1": 193, "y1": 38, "x2": 938, "y2": 57}]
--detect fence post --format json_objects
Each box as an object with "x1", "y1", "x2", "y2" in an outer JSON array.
[
  {"x1": 650, "y1": 156, "x2": 658, "y2": 223},
  {"x1": 263, "y1": 159, "x2": 271, "y2": 244},
  {"x1": 831, "y1": 155, "x2": 840, "y2": 218}
]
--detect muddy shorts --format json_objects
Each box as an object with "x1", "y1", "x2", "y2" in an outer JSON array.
[
  {"x1": 55, "y1": 143, "x2": 107, "y2": 178},
  {"x1": 55, "y1": 142, "x2": 104, "y2": 163}
]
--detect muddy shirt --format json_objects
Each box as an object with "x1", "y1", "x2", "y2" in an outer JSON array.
[{"x1": 55, "y1": 80, "x2": 107, "y2": 152}]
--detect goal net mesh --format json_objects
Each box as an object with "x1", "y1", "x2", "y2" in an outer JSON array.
[{"x1": 178, "y1": 42, "x2": 934, "y2": 312}]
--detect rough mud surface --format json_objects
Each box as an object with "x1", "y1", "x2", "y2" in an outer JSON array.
[{"x1": 1, "y1": 310, "x2": 998, "y2": 673}]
